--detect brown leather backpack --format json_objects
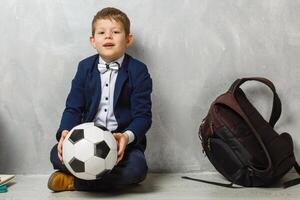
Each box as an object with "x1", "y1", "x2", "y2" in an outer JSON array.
[{"x1": 183, "y1": 77, "x2": 300, "y2": 188}]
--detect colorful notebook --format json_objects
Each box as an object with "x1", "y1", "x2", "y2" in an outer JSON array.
[{"x1": 0, "y1": 175, "x2": 15, "y2": 186}]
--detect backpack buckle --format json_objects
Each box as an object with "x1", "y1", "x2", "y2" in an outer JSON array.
[{"x1": 248, "y1": 167, "x2": 254, "y2": 177}]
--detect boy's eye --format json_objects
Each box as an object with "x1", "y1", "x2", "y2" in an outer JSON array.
[
  {"x1": 97, "y1": 32, "x2": 105, "y2": 35},
  {"x1": 113, "y1": 31, "x2": 120, "y2": 34}
]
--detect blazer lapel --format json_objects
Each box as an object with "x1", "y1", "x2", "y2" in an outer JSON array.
[
  {"x1": 114, "y1": 54, "x2": 129, "y2": 109},
  {"x1": 87, "y1": 56, "x2": 101, "y2": 121}
]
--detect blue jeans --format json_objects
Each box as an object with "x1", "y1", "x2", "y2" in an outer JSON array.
[{"x1": 50, "y1": 144, "x2": 148, "y2": 191}]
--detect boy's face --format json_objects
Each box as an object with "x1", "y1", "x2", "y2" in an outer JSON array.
[{"x1": 89, "y1": 19, "x2": 133, "y2": 63}]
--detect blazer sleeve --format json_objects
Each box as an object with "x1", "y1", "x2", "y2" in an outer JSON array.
[
  {"x1": 125, "y1": 64, "x2": 152, "y2": 145},
  {"x1": 56, "y1": 62, "x2": 86, "y2": 141}
]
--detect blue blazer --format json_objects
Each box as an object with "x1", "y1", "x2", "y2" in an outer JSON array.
[{"x1": 56, "y1": 54, "x2": 152, "y2": 151}]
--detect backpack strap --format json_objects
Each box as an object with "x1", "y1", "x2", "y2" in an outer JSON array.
[
  {"x1": 228, "y1": 77, "x2": 282, "y2": 128},
  {"x1": 182, "y1": 167, "x2": 245, "y2": 188},
  {"x1": 294, "y1": 162, "x2": 300, "y2": 174},
  {"x1": 181, "y1": 176, "x2": 242, "y2": 188},
  {"x1": 283, "y1": 162, "x2": 300, "y2": 188},
  {"x1": 283, "y1": 177, "x2": 300, "y2": 188}
]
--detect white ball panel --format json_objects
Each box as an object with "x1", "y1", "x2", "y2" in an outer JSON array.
[
  {"x1": 84, "y1": 126, "x2": 105, "y2": 143},
  {"x1": 74, "y1": 139, "x2": 94, "y2": 162},
  {"x1": 85, "y1": 157, "x2": 106, "y2": 176},
  {"x1": 62, "y1": 139, "x2": 75, "y2": 163},
  {"x1": 104, "y1": 149, "x2": 117, "y2": 170},
  {"x1": 73, "y1": 172, "x2": 96, "y2": 180},
  {"x1": 103, "y1": 131, "x2": 117, "y2": 151}
]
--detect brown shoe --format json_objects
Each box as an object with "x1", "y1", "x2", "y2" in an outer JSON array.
[{"x1": 47, "y1": 171, "x2": 75, "y2": 192}]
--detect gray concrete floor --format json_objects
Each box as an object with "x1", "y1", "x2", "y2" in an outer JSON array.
[{"x1": 1, "y1": 172, "x2": 300, "y2": 200}]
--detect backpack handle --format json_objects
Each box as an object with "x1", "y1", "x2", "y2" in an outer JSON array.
[{"x1": 228, "y1": 77, "x2": 282, "y2": 128}]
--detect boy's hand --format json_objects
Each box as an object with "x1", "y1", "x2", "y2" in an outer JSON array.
[
  {"x1": 57, "y1": 130, "x2": 69, "y2": 162},
  {"x1": 113, "y1": 133, "x2": 129, "y2": 165}
]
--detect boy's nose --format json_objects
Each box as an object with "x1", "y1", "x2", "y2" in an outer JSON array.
[{"x1": 105, "y1": 32, "x2": 112, "y2": 39}]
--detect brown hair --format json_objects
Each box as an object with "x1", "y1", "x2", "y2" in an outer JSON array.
[{"x1": 92, "y1": 7, "x2": 130, "y2": 36}]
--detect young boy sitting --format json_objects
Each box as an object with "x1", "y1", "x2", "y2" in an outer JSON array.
[{"x1": 48, "y1": 7, "x2": 152, "y2": 192}]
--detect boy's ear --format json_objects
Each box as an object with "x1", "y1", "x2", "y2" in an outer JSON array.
[
  {"x1": 126, "y1": 34, "x2": 133, "y2": 48},
  {"x1": 89, "y1": 36, "x2": 96, "y2": 48}
]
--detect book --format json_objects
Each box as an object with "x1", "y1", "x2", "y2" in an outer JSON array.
[
  {"x1": 0, "y1": 175, "x2": 15, "y2": 186},
  {"x1": 0, "y1": 184, "x2": 7, "y2": 193}
]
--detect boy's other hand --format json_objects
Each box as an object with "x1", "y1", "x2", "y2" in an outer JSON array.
[
  {"x1": 113, "y1": 133, "x2": 129, "y2": 165},
  {"x1": 57, "y1": 130, "x2": 69, "y2": 162}
]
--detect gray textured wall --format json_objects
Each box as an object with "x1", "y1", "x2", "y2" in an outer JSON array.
[{"x1": 0, "y1": 0, "x2": 300, "y2": 174}]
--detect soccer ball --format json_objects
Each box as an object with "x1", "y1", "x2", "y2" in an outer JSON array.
[{"x1": 62, "y1": 122, "x2": 117, "y2": 180}]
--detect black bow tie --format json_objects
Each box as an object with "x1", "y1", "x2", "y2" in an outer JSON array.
[{"x1": 98, "y1": 62, "x2": 120, "y2": 74}]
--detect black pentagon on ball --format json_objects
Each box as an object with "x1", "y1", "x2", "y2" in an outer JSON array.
[
  {"x1": 96, "y1": 169, "x2": 111, "y2": 179},
  {"x1": 69, "y1": 129, "x2": 84, "y2": 144},
  {"x1": 95, "y1": 141, "x2": 110, "y2": 159},
  {"x1": 69, "y1": 157, "x2": 85, "y2": 172}
]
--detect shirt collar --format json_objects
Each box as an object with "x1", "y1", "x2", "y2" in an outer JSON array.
[{"x1": 99, "y1": 55, "x2": 125, "y2": 68}]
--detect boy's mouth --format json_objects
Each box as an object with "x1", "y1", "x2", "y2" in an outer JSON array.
[{"x1": 103, "y1": 43, "x2": 115, "y2": 47}]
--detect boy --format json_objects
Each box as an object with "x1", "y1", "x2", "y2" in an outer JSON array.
[{"x1": 48, "y1": 7, "x2": 152, "y2": 192}]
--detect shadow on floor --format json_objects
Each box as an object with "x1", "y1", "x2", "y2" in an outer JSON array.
[{"x1": 50, "y1": 173, "x2": 167, "y2": 198}]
